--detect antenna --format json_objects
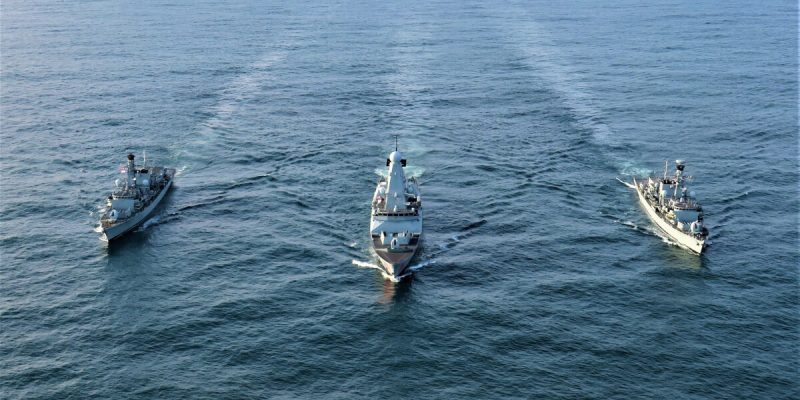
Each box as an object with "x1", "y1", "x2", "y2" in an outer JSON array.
[
  {"x1": 143, "y1": 150, "x2": 146, "y2": 168},
  {"x1": 394, "y1": 135, "x2": 398, "y2": 151},
  {"x1": 663, "y1": 160, "x2": 668, "y2": 179}
]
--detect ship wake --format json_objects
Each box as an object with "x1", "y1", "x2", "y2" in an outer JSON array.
[
  {"x1": 351, "y1": 260, "x2": 400, "y2": 283},
  {"x1": 351, "y1": 258, "x2": 438, "y2": 283},
  {"x1": 616, "y1": 177, "x2": 636, "y2": 189},
  {"x1": 616, "y1": 218, "x2": 681, "y2": 248}
]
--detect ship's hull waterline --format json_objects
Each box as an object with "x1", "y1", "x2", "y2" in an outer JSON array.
[{"x1": 633, "y1": 178, "x2": 705, "y2": 254}]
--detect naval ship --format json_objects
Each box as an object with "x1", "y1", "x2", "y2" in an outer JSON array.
[
  {"x1": 99, "y1": 153, "x2": 175, "y2": 241},
  {"x1": 629, "y1": 160, "x2": 709, "y2": 254},
  {"x1": 369, "y1": 146, "x2": 423, "y2": 280}
]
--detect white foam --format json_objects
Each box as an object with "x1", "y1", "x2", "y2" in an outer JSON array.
[
  {"x1": 616, "y1": 177, "x2": 636, "y2": 189},
  {"x1": 403, "y1": 166, "x2": 425, "y2": 179},
  {"x1": 410, "y1": 259, "x2": 436, "y2": 271},
  {"x1": 437, "y1": 235, "x2": 462, "y2": 251},
  {"x1": 351, "y1": 259, "x2": 381, "y2": 270},
  {"x1": 374, "y1": 164, "x2": 424, "y2": 179},
  {"x1": 616, "y1": 217, "x2": 676, "y2": 247},
  {"x1": 352, "y1": 260, "x2": 401, "y2": 283},
  {"x1": 616, "y1": 219, "x2": 638, "y2": 229},
  {"x1": 352, "y1": 260, "x2": 401, "y2": 282},
  {"x1": 637, "y1": 224, "x2": 680, "y2": 248},
  {"x1": 138, "y1": 216, "x2": 161, "y2": 231},
  {"x1": 619, "y1": 162, "x2": 656, "y2": 178},
  {"x1": 374, "y1": 168, "x2": 388, "y2": 178},
  {"x1": 662, "y1": 237, "x2": 678, "y2": 245}
]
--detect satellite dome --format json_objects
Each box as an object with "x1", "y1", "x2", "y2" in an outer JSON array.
[{"x1": 389, "y1": 151, "x2": 402, "y2": 163}]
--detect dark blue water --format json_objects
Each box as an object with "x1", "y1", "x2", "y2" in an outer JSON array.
[{"x1": 1, "y1": 1, "x2": 798, "y2": 398}]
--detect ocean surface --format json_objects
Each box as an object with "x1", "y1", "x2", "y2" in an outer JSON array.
[{"x1": 1, "y1": 0, "x2": 798, "y2": 398}]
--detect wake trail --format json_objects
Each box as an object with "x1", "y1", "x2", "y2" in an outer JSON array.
[
  {"x1": 493, "y1": 7, "x2": 656, "y2": 178},
  {"x1": 498, "y1": 8, "x2": 613, "y2": 146},
  {"x1": 614, "y1": 215, "x2": 689, "y2": 249},
  {"x1": 174, "y1": 51, "x2": 288, "y2": 176}
]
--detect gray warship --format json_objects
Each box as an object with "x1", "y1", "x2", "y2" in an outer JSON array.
[
  {"x1": 629, "y1": 160, "x2": 709, "y2": 254},
  {"x1": 99, "y1": 153, "x2": 175, "y2": 241},
  {"x1": 369, "y1": 146, "x2": 423, "y2": 280}
]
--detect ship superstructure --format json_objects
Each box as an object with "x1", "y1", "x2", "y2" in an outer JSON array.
[
  {"x1": 632, "y1": 160, "x2": 709, "y2": 254},
  {"x1": 100, "y1": 153, "x2": 175, "y2": 241}
]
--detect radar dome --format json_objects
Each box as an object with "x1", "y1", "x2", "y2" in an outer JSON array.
[{"x1": 389, "y1": 151, "x2": 402, "y2": 163}]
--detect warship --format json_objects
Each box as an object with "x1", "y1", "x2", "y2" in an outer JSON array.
[
  {"x1": 369, "y1": 144, "x2": 423, "y2": 279},
  {"x1": 628, "y1": 160, "x2": 709, "y2": 254},
  {"x1": 99, "y1": 153, "x2": 175, "y2": 241}
]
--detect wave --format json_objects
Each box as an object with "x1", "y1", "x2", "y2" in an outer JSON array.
[
  {"x1": 352, "y1": 252, "x2": 437, "y2": 282},
  {"x1": 615, "y1": 217, "x2": 681, "y2": 248},
  {"x1": 138, "y1": 215, "x2": 161, "y2": 231},
  {"x1": 177, "y1": 195, "x2": 227, "y2": 212},
  {"x1": 224, "y1": 173, "x2": 276, "y2": 191},
  {"x1": 616, "y1": 177, "x2": 636, "y2": 189},
  {"x1": 717, "y1": 189, "x2": 754, "y2": 205},
  {"x1": 351, "y1": 259, "x2": 399, "y2": 283},
  {"x1": 460, "y1": 219, "x2": 488, "y2": 232},
  {"x1": 352, "y1": 259, "x2": 381, "y2": 270},
  {"x1": 409, "y1": 259, "x2": 436, "y2": 272}
]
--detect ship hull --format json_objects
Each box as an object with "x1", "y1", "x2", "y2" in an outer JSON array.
[
  {"x1": 372, "y1": 237, "x2": 422, "y2": 280},
  {"x1": 102, "y1": 179, "x2": 173, "y2": 242},
  {"x1": 634, "y1": 178, "x2": 705, "y2": 254}
]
